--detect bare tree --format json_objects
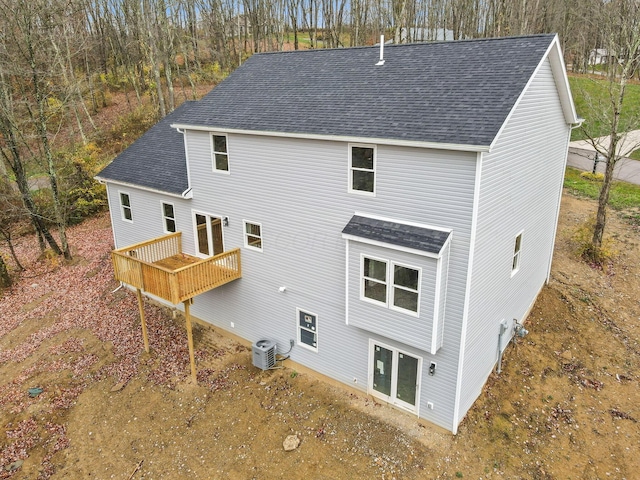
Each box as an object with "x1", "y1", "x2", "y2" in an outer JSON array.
[{"x1": 578, "y1": 0, "x2": 640, "y2": 261}]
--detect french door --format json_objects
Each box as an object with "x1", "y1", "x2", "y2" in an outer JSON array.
[
  {"x1": 369, "y1": 340, "x2": 421, "y2": 413},
  {"x1": 194, "y1": 212, "x2": 224, "y2": 257}
]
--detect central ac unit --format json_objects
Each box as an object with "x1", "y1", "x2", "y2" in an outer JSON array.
[{"x1": 252, "y1": 339, "x2": 277, "y2": 370}]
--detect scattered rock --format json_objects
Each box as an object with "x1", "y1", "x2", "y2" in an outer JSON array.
[
  {"x1": 28, "y1": 387, "x2": 43, "y2": 397},
  {"x1": 283, "y1": 434, "x2": 300, "y2": 451},
  {"x1": 111, "y1": 382, "x2": 127, "y2": 392},
  {"x1": 5, "y1": 460, "x2": 23, "y2": 472}
]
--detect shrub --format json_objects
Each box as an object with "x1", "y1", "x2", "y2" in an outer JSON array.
[{"x1": 579, "y1": 171, "x2": 605, "y2": 181}]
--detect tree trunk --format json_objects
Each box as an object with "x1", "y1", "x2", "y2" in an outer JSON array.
[{"x1": 0, "y1": 255, "x2": 11, "y2": 288}]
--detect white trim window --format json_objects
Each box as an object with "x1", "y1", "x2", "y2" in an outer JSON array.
[
  {"x1": 349, "y1": 144, "x2": 376, "y2": 195},
  {"x1": 512, "y1": 232, "x2": 523, "y2": 275},
  {"x1": 362, "y1": 256, "x2": 388, "y2": 305},
  {"x1": 243, "y1": 221, "x2": 263, "y2": 251},
  {"x1": 297, "y1": 308, "x2": 318, "y2": 352},
  {"x1": 361, "y1": 255, "x2": 421, "y2": 315},
  {"x1": 211, "y1": 134, "x2": 230, "y2": 173},
  {"x1": 162, "y1": 202, "x2": 176, "y2": 233},
  {"x1": 391, "y1": 263, "x2": 420, "y2": 314},
  {"x1": 119, "y1": 192, "x2": 133, "y2": 222}
]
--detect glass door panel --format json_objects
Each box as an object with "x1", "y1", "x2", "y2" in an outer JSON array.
[
  {"x1": 196, "y1": 214, "x2": 209, "y2": 255},
  {"x1": 396, "y1": 352, "x2": 418, "y2": 407},
  {"x1": 372, "y1": 345, "x2": 393, "y2": 397}
]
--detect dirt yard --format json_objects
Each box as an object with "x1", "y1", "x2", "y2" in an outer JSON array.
[{"x1": 1, "y1": 192, "x2": 639, "y2": 479}]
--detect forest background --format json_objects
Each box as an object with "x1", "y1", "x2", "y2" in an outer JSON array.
[{"x1": 0, "y1": 0, "x2": 638, "y2": 276}]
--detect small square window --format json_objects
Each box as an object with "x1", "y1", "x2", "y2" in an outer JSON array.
[
  {"x1": 297, "y1": 309, "x2": 318, "y2": 351},
  {"x1": 212, "y1": 134, "x2": 229, "y2": 172},
  {"x1": 120, "y1": 192, "x2": 132, "y2": 222},
  {"x1": 243, "y1": 221, "x2": 263, "y2": 251},
  {"x1": 162, "y1": 202, "x2": 176, "y2": 233},
  {"x1": 512, "y1": 232, "x2": 523, "y2": 274},
  {"x1": 349, "y1": 145, "x2": 375, "y2": 194}
]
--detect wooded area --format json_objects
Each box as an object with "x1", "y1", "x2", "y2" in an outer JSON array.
[{"x1": 1, "y1": 0, "x2": 639, "y2": 279}]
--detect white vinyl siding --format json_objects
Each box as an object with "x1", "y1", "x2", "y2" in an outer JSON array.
[
  {"x1": 118, "y1": 130, "x2": 477, "y2": 432},
  {"x1": 457, "y1": 57, "x2": 572, "y2": 423}
]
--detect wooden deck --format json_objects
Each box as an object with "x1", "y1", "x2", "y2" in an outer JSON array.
[{"x1": 111, "y1": 232, "x2": 242, "y2": 304}]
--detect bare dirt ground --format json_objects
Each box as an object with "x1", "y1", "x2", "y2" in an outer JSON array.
[{"x1": 1, "y1": 192, "x2": 639, "y2": 479}]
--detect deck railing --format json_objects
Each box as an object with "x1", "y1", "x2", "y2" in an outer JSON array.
[{"x1": 111, "y1": 232, "x2": 241, "y2": 304}]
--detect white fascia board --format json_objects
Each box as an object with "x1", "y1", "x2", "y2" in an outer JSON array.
[
  {"x1": 488, "y1": 34, "x2": 579, "y2": 152},
  {"x1": 341, "y1": 234, "x2": 443, "y2": 259},
  {"x1": 547, "y1": 35, "x2": 579, "y2": 124},
  {"x1": 170, "y1": 123, "x2": 490, "y2": 153},
  {"x1": 94, "y1": 177, "x2": 187, "y2": 199}
]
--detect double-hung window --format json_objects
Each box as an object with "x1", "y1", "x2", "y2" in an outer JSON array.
[
  {"x1": 243, "y1": 221, "x2": 263, "y2": 251},
  {"x1": 349, "y1": 145, "x2": 376, "y2": 194},
  {"x1": 361, "y1": 255, "x2": 420, "y2": 315},
  {"x1": 162, "y1": 202, "x2": 176, "y2": 233},
  {"x1": 120, "y1": 192, "x2": 132, "y2": 222},
  {"x1": 211, "y1": 134, "x2": 229, "y2": 172}
]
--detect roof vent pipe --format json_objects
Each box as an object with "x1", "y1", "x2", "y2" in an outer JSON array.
[{"x1": 376, "y1": 35, "x2": 385, "y2": 65}]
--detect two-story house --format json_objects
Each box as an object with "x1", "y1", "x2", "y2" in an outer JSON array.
[{"x1": 97, "y1": 34, "x2": 578, "y2": 433}]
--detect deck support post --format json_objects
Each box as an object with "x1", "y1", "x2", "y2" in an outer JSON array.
[
  {"x1": 183, "y1": 298, "x2": 197, "y2": 383},
  {"x1": 136, "y1": 288, "x2": 150, "y2": 353}
]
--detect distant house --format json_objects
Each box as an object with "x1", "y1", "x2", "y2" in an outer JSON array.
[
  {"x1": 97, "y1": 34, "x2": 578, "y2": 433},
  {"x1": 589, "y1": 48, "x2": 609, "y2": 65},
  {"x1": 400, "y1": 27, "x2": 455, "y2": 42}
]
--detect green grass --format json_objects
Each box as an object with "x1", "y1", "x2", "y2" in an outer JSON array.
[
  {"x1": 629, "y1": 149, "x2": 640, "y2": 160},
  {"x1": 569, "y1": 75, "x2": 640, "y2": 141},
  {"x1": 564, "y1": 167, "x2": 640, "y2": 209}
]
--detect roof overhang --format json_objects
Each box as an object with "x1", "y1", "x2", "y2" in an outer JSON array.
[
  {"x1": 171, "y1": 123, "x2": 490, "y2": 153},
  {"x1": 94, "y1": 176, "x2": 193, "y2": 199},
  {"x1": 341, "y1": 213, "x2": 452, "y2": 259}
]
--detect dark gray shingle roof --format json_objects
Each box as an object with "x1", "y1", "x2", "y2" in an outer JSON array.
[
  {"x1": 342, "y1": 215, "x2": 450, "y2": 255},
  {"x1": 96, "y1": 102, "x2": 193, "y2": 195},
  {"x1": 179, "y1": 35, "x2": 555, "y2": 146}
]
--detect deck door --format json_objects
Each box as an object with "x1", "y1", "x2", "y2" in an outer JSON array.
[
  {"x1": 194, "y1": 213, "x2": 224, "y2": 257},
  {"x1": 369, "y1": 340, "x2": 421, "y2": 413}
]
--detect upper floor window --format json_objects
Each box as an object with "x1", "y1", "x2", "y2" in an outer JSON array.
[
  {"x1": 349, "y1": 144, "x2": 375, "y2": 195},
  {"x1": 211, "y1": 134, "x2": 229, "y2": 173},
  {"x1": 362, "y1": 255, "x2": 420, "y2": 315},
  {"x1": 512, "y1": 232, "x2": 523, "y2": 275},
  {"x1": 243, "y1": 221, "x2": 263, "y2": 251},
  {"x1": 162, "y1": 202, "x2": 176, "y2": 233},
  {"x1": 119, "y1": 192, "x2": 132, "y2": 222}
]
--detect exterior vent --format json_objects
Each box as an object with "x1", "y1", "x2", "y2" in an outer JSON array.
[{"x1": 252, "y1": 339, "x2": 277, "y2": 370}]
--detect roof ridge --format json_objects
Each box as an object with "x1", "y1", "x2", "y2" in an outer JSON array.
[{"x1": 250, "y1": 33, "x2": 556, "y2": 57}]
